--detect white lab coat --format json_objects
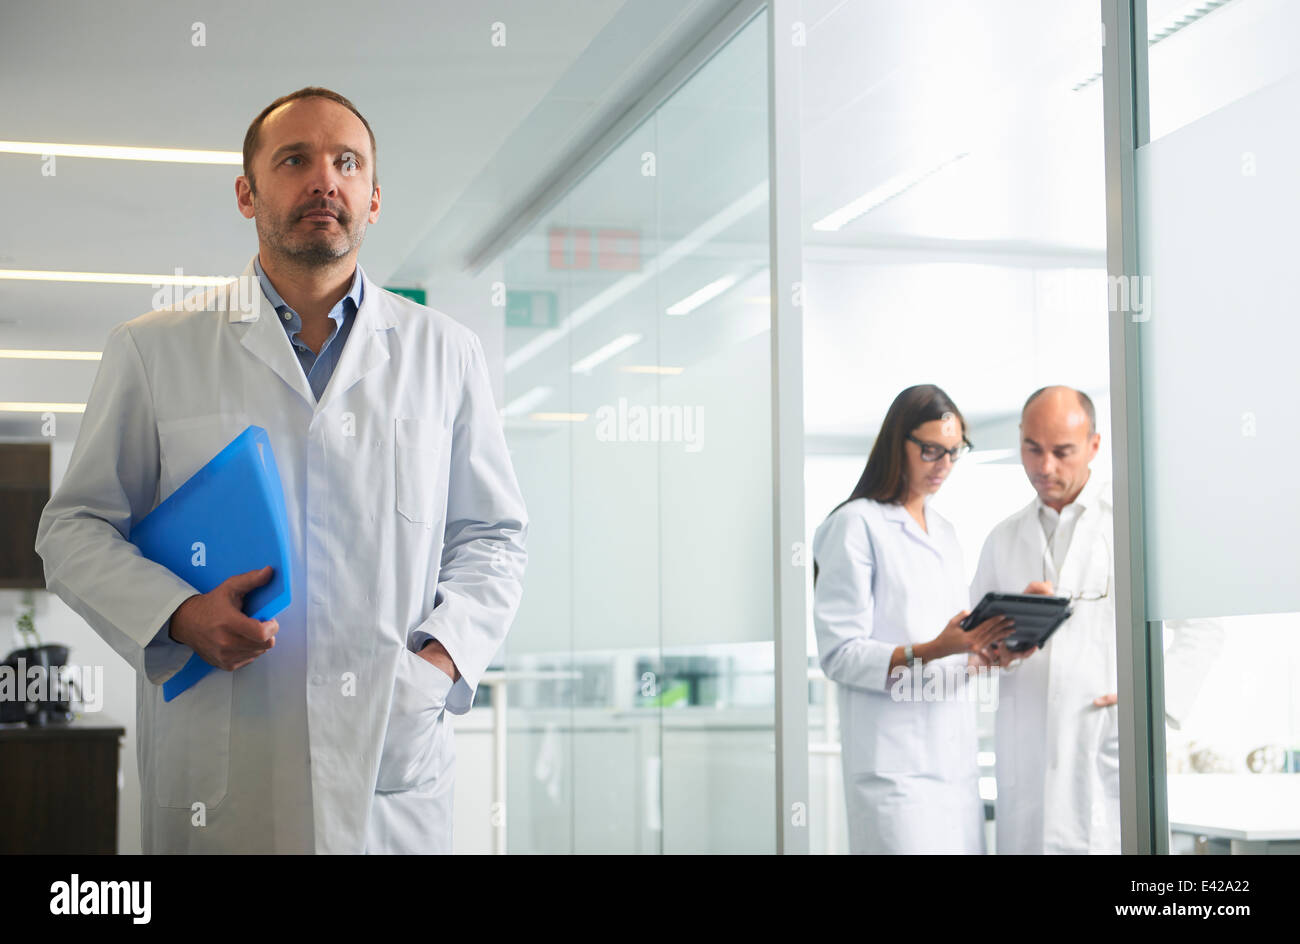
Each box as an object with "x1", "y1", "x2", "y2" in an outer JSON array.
[
  {"x1": 35, "y1": 255, "x2": 527, "y2": 854},
  {"x1": 971, "y1": 473, "x2": 1220, "y2": 854},
  {"x1": 813, "y1": 497, "x2": 985, "y2": 854}
]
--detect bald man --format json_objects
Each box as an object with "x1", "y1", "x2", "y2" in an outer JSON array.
[{"x1": 970, "y1": 386, "x2": 1221, "y2": 854}]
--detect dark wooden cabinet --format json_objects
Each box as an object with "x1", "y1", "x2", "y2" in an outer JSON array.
[
  {"x1": 0, "y1": 441, "x2": 51, "y2": 590},
  {"x1": 0, "y1": 721, "x2": 124, "y2": 854}
]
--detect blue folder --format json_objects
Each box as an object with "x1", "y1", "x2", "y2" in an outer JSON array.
[{"x1": 129, "y1": 425, "x2": 293, "y2": 701}]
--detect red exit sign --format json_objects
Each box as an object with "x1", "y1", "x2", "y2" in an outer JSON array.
[{"x1": 548, "y1": 227, "x2": 641, "y2": 271}]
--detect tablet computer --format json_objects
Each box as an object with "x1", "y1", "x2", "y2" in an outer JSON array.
[{"x1": 961, "y1": 592, "x2": 1073, "y2": 652}]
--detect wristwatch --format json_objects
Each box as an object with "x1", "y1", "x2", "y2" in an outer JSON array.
[{"x1": 904, "y1": 644, "x2": 915, "y2": 664}]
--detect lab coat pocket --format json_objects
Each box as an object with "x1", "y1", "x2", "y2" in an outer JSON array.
[
  {"x1": 395, "y1": 417, "x2": 439, "y2": 525},
  {"x1": 150, "y1": 670, "x2": 233, "y2": 809},
  {"x1": 867, "y1": 695, "x2": 928, "y2": 775},
  {"x1": 375, "y1": 648, "x2": 452, "y2": 792}
]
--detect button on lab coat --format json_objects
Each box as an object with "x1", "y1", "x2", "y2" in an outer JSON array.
[
  {"x1": 813, "y1": 498, "x2": 985, "y2": 854},
  {"x1": 971, "y1": 474, "x2": 1221, "y2": 854},
  {"x1": 35, "y1": 255, "x2": 528, "y2": 853}
]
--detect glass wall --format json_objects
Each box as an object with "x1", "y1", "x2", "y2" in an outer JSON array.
[
  {"x1": 1134, "y1": 0, "x2": 1300, "y2": 853},
  {"x1": 494, "y1": 10, "x2": 775, "y2": 853},
  {"x1": 799, "y1": 0, "x2": 1110, "y2": 854}
]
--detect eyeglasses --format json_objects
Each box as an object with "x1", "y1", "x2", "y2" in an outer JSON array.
[
  {"x1": 1043, "y1": 530, "x2": 1111, "y2": 602},
  {"x1": 906, "y1": 434, "x2": 971, "y2": 463}
]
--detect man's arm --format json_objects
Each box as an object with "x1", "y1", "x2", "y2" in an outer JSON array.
[
  {"x1": 1090, "y1": 621, "x2": 1225, "y2": 715},
  {"x1": 409, "y1": 331, "x2": 527, "y2": 714},
  {"x1": 35, "y1": 322, "x2": 201, "y2": 684},
  {"x1": 1160, "y1": 618, "x2": 1225, "y2": 729}
]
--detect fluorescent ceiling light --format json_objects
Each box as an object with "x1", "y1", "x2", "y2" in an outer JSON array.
[
  {"x1": 1149, "y1": 0, "x2": 1234, "y2": 44},
  {"x1": 0, "y1": 349, "x2": 101, "y2": 361},
  {"x1": 571, "y1": 333, "x2": 642, "y2": 374},
  {"x1": 528, "y1": 412, "x2": 588, "y2": 422},
  {"x1": 0, "y1": 269, "x2": 234, "y2": 286},
  {"x1": 619, "y1": 365, "x2": 683, "y2": 375},
  {"x1": 1073, "y1": 0, "x2": 1235, "y2": 91},
  {"x1": 0, "y1": 140, "x2": 241, "y2": 165},
  {"x1": 812, "y1": 153, "x2": 969, "y2": 231},
  {"x1": 503, "y1": 385, "x2": 554, "y2": 417},
  {"x1": 0, "y1": 402, "x2": 86, "y2": 413},
  {"x1": 666, "y1": 274, "x2": 739, "y2": 315}
]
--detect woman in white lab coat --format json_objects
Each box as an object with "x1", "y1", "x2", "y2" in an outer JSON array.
[{"x1": 812, "y1": 384, "x2": 1013, "y2": 854}]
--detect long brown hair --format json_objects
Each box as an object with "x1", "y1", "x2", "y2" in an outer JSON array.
[{"x1": 813, "y1": 384, "x2": 968, "y2": 584}]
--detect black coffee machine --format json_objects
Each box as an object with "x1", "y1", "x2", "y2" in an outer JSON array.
[{"x1": 1, "y1": 644, "x2": 75, "y2": 726}]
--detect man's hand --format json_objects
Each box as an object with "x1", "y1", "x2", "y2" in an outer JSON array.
[
  {"x1": 167, "y1": 566, "x2": 279, "y2": 671},
  {"x1": 975, "y1": 583, "x2": 1056, "y2": 666},
  {"x1": 984, "y1": 641, "x2": 1039, "y2": 668},
  {"x1": 418, "y1": 638, "x2": 460, "y2": 682},
  {"x1": 1094, "y1": 693, "x2": 1117, "y2": 707}
]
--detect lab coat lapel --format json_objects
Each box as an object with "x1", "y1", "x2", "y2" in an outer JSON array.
[
  {"x1": 1057, "y1": 508, "x2": 1100, "y2": 593},
  {"x1": 225, "y1": 256, "x2": 399, "y2": 416},
  {"x1": 314, "y1": 267, "x2": 397, "y2": 418},
  {"x1": 880, "y1": 501, "x2": 943, "y2": 561},
  {"x1": 227, "y1": 255, "x2": 316, "y2": 407},
  {"x1": 1055, "y1": 476, "x2": 1110, "y2": 595}
]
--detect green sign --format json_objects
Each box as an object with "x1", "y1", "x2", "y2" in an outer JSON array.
[
  {"x1": 506, "y1": 290, "x2": 558, "y2": 328},
  {"x1": 386, "y1": 286, "x2": 426, "y2": 305}
]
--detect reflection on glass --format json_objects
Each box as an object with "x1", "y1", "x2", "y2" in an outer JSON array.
[
  {"x1": 1143, "y1": 0, "x2": 1300, "y2": 854},
  {"x1": 497, "y1": 11, "x2": 773, "y2": 853},
  {"x1": 1164, "y1": 615, "x2": 1300, "y2": 854}
]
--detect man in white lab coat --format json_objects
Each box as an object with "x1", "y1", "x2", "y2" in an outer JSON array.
[
  {"x1": 35, "y1": 87, "x2": 527, "y2": 853},
  {"x1": 971, "y1": 386, "x2": 1220, "y2": 854}
]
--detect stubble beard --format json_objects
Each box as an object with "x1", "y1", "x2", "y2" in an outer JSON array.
[{"x1": 256, "y1": 200, "x2": 366, "y2": 268}]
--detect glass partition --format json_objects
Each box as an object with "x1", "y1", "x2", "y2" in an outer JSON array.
[
  {"x1": 1136, "y1": 0, "x2": 1300, "y2": 854},
  {"x1": 799, "y1": 0, "x2": 1109, "y2": 854},
  {"x1": 496, "y1": 10, "x2": 774, "y2": 853}
]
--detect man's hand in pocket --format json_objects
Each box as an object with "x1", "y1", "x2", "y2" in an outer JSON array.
[{"x1": 418, "y1": 639, "x2": 460, "y2": 682}]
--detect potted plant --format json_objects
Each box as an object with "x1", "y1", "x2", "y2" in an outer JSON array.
[{"x1": 4, "y1": 596, "x2": 72, "y2": 726}]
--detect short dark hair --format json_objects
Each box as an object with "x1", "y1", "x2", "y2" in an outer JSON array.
[
  {"x1": 242, "y1": 86, "x2": 377, "y2": 194},
  {"x1": 1022, "y1": 386, "x2": 1096, "y2": 435}
]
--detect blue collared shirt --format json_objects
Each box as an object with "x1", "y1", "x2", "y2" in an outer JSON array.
[{"x1": 253, "y1": 256, "x2": 364, "y2": 402}]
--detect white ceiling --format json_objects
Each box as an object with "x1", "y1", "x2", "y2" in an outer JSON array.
[
  {"x1": 800, "y1": 0, "x2": 1109, "y2": 252},
  {"x1": 797, "y1": 0, "x2": 1113, "y2": 440},
  {"x1": 1, "y1": 0, "x2": 1258, "y2": 446},
  {"x1": 488, "y1": 0, "x2": 1258, "y2": 449},
  {"x1": 793, "y1": 0, "x2": 1273, "y2": 441},
  {"x1": 0, "y1": 0, "x2": 735, "y2": 437},
  {"x1": 491, "y1": 0, "x2": 1117, "y2": 448}
]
